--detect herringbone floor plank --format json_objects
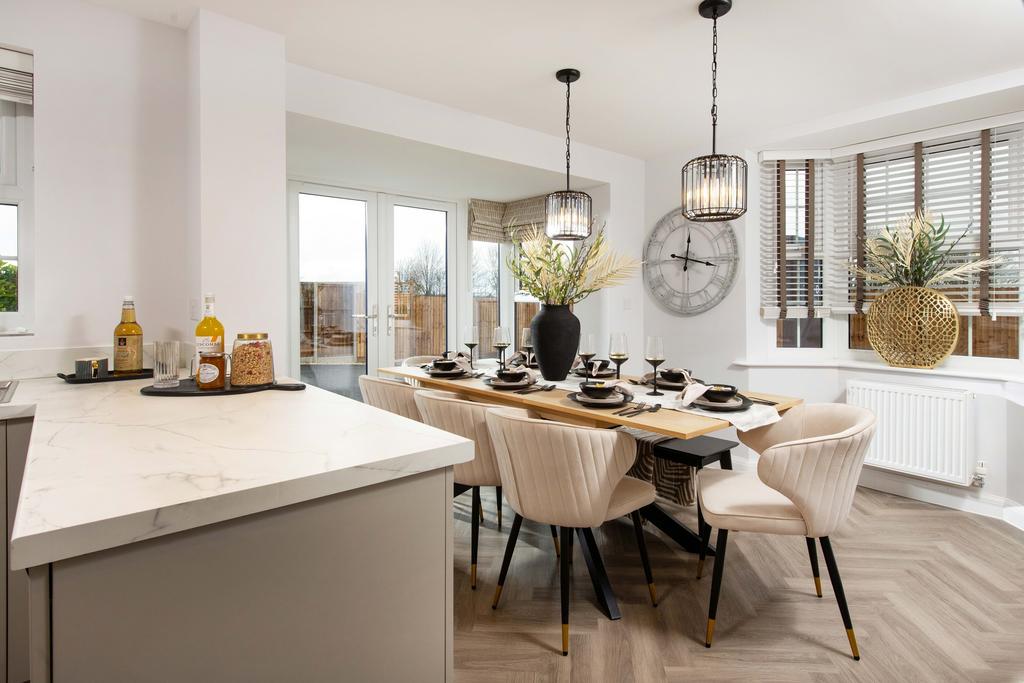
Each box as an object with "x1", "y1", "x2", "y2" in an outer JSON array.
[{"x1": 453, "y1": 486, "x2": 1024, "y2": 682}]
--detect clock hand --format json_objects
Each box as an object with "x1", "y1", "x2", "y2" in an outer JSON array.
[
  {"x1": 667, "y1": 254, "x2": 715, "y2": 267},
  {"x1": 683, "y1": 232, "x2": 691, "y2": 271}
]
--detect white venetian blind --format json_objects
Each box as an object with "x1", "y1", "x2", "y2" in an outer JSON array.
[
  {"x1": 0, "y1": 48, "x2": 33, "y2": 106},
  {"x1": 759, "y1": 159, "x2": 826, "y2": 319},
  {"x1": 988, "y1": 125, "x2": 1024, "y2": 315}
]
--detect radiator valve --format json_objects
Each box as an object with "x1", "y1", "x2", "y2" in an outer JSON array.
[{"x1": 972, "y1": 460, "x2": 987, "y2": 487}]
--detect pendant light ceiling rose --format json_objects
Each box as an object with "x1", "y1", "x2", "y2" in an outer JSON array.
[
  {"x1": 698, "y1": 0, "x2": 732, "y2": 19},
  {"x1": 546, "y1": 67, "x2": 592, "y2": 241}
]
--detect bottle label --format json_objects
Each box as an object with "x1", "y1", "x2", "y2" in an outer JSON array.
[
  {"x1": 114, "y1": 336, "x2": 142, "y2": 372},
  {"x1": 196, "y1": 335, "x2": 223, "y2": 355},
  {"x1": 198, "y1": 362, "x2": 220, "y2": 384}
]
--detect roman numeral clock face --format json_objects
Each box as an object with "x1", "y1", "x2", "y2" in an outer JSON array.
[{"x1": 643, "y1": 209, "x2": 739, "y2": 316}]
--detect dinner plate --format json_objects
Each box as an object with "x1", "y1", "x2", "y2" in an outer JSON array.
[
  {"x1": 426, "y1": 368, "x2": 467, "y2": 378},
  {"x1": 572, "y1": 368, "x2": 617, "y2": 379},
  {"x1": 483, "y1": 376, "x2": 534, "y2": 390},
  {"x1": 691, "y1": 394, "x2": 753, "y2": 412},
  {"x1": 567, "y1": 391, "x2": 628, "y2": 408},
  {"x1": 639, "y1": 373, "x2": 692, "y2": 389}
]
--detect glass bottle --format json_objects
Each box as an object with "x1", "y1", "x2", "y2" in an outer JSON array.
[
  {"x1": 113, "y1": 295, "x2": 143, "y2": 374},
  {"x1": 194, "y1": 293, "x2": 225, "y2": 360}
]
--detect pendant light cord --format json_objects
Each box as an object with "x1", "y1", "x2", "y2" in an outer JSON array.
[
  {"x1": 710, "y1": 10, "x2": 719, "y2": 155},
  {"x1": 565, "y1": 78, "x2": 572, "y2": 191}
]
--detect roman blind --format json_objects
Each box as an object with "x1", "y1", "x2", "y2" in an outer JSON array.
[
  {"x1": 0, "y1": 48, "x2": 33, "y2": 106},
  {"x1": 829, "y1": 125, "x2": 1024, "y2": 316},
  {"x1": 468, "y1": 199, "x2": 506, "y2": 243},
  {"x1": 758, "y1": 159, "x2": 827, "y2": 319},
  {"x1": 503, "y1": 195, "x2": 546, "y2": 241},
  {"x1": 468, "y1": 195, "x2": 549, "y2": 243}
]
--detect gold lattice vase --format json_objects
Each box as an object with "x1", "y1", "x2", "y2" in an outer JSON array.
[{"x1": 866, "y1": 286, "x2": 959, "y2": 369}]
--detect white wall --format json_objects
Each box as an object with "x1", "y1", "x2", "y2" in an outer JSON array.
[
  {"x1": 0, "y1": 0, "x2": 188, "y2": 355},
  {"x1": 187, "y1": 10, "x2": 288, "y2": 374}
]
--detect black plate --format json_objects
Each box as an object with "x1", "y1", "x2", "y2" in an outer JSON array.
[
  {"x1": 426, "y1": 368, "x2": 467, "y2": 378},
  {"x1": 58, "y1": 369, "x2": 154, "y2": 384},
  {"x1": 691, "y1": 394, "x2": 753, "y2": 413},
  {"x1": 141, "y1": 378, "x2": 305, "y2": 396},
  {"x1": 572, "y1": 368, "x2": 616, "y2": 379},
  {"x1": 566, "y1": 391, "x2": 628, "y2": 409},
  {"x1": 483, "y1": 377, "x2": 534, "y2": 391}
]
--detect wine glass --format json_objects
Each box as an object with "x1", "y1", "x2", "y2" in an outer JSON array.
[
  {"x1": 644, "y1": 336, "x2": 666, "y2": 396},
  {"x1": 609, "y1": 333, "x2": 629, "y2": 380},
  {"x1": 520, "y1": 328, "x2": 534, "y2": 367},
  {"x1": 578, "y1": 333, "x2": 597, "y2": 379},
  {"x1": 493, "y1": 326, "x2": 511, "y2": 369},
  {"x1": 464, "y1": 325, "x2": 479, "y2": 370}
]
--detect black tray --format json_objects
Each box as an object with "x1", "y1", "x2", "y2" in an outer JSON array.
[
  {"x1": 58, "y1": 369, "x2": 154, "y2": 384},
  {"x1": 141, "y1": 378, "x2": 305, "y2": 396}
]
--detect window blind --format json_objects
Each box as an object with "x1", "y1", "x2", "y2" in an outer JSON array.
[
  {"x1": 0, "y1": 48, "x2": 32, "y2": 106},
  {"x1": 468, "y1": 199, "x2": 506, "y2": 243},
  {"x1": 758, "y1": 159, "x2": 827, "y2": 319},
  {"x1": 827, "y1": 125, "x2": 1024, "y2": 316}
]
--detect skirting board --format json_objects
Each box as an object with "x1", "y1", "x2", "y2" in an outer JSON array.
[{"x1": 734, "y1": 446, "x2": 1024, "y2": 533}]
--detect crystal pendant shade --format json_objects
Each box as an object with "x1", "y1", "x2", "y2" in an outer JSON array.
[
  {"x1": 681, "y1": 153, "x2": 747, "y2": 222},
  {"x1": 545, "y1": 190, "x2": 592, "y2": 241}
]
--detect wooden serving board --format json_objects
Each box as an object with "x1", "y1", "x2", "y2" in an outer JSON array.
[{"x1": 140, "y1": 378, "x2": 305, "y2": 396}]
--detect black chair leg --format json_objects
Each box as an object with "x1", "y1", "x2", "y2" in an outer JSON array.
[
  {"x1": 630, "y1": 511, "x2": 657, "y2": 606},
  {"x1": 470, "y1": 486, "x2": 481, "y2": 589},
  {"x1": 492, "y1": 514, "x2": 523, "y2": 609},
  {"x1": 550, "y1": 525, "x2": 561, "y2": 558},
  {"x1": 496, "y1": 486, "x2": 503, "y2": 530},
  {"x1": 559, "y1": 526, "x2": 574, "y2": 656},
  {"x1": 806, "y1": 537, "x2": 822, "y2": 597},
  {"x1": 705, "y1": 528, "x2": 728, "y2": 648},
  {"x1": 696, "y1": 504, "x2": 711, "y2": 579},
  {"x1": 820, "y1": 537, "x2": 860, "y2": 661}
]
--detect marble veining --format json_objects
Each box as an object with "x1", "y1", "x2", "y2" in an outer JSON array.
[{"x1": 8, "y1": 377, "x2": 473, "y2": 570}]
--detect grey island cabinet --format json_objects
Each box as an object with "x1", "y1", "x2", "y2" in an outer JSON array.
[{"x1": 5, "y1": 377, "x2": 472, "y2": 683}]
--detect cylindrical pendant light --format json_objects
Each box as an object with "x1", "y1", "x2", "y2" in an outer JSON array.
[
  {"x1": 546, "y1": 68, "x2": 592, "y2": 241},
  {"x1": 681, "y1": 0, "x2": 747, "y2": 222}
]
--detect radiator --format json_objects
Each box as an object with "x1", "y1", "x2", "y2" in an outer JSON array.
[{"x1": 846, "y1": 380, "x2": 975, "y2": 486}]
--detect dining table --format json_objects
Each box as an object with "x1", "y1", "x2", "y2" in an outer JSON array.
[{"x1": 380, "y1": 364, "x2": 803, "y2": 620}]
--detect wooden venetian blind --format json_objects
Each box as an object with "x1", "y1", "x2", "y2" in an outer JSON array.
[{"x1": 758, "y1": 159, "x2": 826, "y2": 319}]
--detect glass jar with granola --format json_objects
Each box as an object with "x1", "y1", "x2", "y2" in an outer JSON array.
[{"x1": 230, "y1": 333, "x2": 275, "y2": 386}]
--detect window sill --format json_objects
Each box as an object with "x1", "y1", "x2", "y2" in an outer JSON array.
[
  {"x1": 732, "y1": 357, "x2": 1024, "y2": 386},
  {"x1": 0, "y1": 330, "x2": 33, "y2": 337}
]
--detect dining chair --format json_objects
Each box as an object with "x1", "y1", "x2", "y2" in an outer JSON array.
[
  {"x1": 402, "y1": 355, "x2": 439, "y2": 367},
  {"x1": 696, "y1": 403, "x2": 876, "y2": 660},
  {"x1": 414, "y1": 389, "x2": 509, "y2": 590},
  {"x1": 357, "y1": 375, "x2": 421, "y2": 422},
  {"x1": 485, "y1": 407, "x2": 658, "y2": 656}
]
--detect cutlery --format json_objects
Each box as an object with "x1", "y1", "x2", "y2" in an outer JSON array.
[
  {"x1": 612, "y1": 402, "x2": 642, "y2": 415},
  {"x1": 747, "y1": 396, "x2": 778, "y2": 406},
  {"x1": 620, "y1": 404, "x2": 656, "y2": 418},
  {"x1": 515, "y1": 384, "x2": 557, "y2": 394}
]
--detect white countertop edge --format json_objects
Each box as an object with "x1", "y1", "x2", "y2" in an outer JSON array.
[
  {"x1": 732, "y1": 358, "x2": 1024, "y2": 385},
  {"x1": 10, "y1": 440, "x2": 471, "y2": 570}
]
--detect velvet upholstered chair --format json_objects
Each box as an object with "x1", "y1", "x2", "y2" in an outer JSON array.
[
  {"x1": 485, "y1": 407, "x2": 658, "y2": 656},
  {"x1": 414, "y1": 389, "x2": 511, "y2": 590},
  {"x1": 357, "y1": 374, "x2": 421, "y2": 422},
  {"x1": 696, "y1": 403, "x2": 876, "y2": 660}
]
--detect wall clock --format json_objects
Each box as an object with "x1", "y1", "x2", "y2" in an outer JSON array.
[{"x1": 643, "y1": 208, "x2": 739, "y2": 316}]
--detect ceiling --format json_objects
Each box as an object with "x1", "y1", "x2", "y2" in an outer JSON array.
[{"x1": 89, "y1": 0, "x2": 1024, "y2": 159}]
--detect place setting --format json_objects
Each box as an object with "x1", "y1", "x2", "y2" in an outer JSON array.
[{"x1": 420, "y1": 352, "x2": 485, "y2": 380}]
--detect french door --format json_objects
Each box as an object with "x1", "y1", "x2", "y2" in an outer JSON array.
[{"x1": 289, "y1": 182, "x2": 456, "y2": 398}]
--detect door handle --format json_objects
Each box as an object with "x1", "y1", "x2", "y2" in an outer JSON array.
[
  {"x1": 352, "y1": 304, "x2": 379, "y2": 337},
  {"x1": 387, "y1": 305, "x2": 396, "y2": 336}
]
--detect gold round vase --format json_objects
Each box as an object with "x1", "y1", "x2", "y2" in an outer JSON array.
[{"x1": 866, "y1": 286, "x2": 959, "y2": 369}]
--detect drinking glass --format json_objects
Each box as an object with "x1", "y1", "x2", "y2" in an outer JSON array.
[
  {"x1": 493, "y1": 326, "x2": 511, "y2": 369},
  {"x1": 153, "y1": 341, "x2": 181, "y2": 389},
  {"x1": 578, "y1": 333, "x2": 597, "y2": 379},
  {"x1": 464, "y1": 325, "x2": 479, "y2": 369},
  {"x1": 644, "y1": 336, "x2": 665, "y2": 396},
  {"x1": 520, "y1": 328, "x2": 533, "y2": 367},
  {"x1": 609, "y1": 333, "x2": 629, "y2": 380}
]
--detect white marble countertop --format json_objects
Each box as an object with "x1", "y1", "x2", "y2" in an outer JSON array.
[{"x1": 6, "y1": 377, "x2": 473, "y2": 570}]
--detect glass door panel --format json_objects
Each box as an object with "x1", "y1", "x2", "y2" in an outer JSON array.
[
  {"x1": 386, "y1": 201, "x2": 452, "y2": 366},
  {"x1": 296, "y1": 190, "x2": 375, "y2": 400}
]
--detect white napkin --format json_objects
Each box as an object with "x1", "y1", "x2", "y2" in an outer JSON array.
[
  {"x1": 453, "y1": 356, "x2": 474, "y2": 373},
  {"x1": 678, "y1": 382, "x2": 710, "y2": 406},
  {"x1": 675, "y1": 403, "x2": 781, "y2": 431}
]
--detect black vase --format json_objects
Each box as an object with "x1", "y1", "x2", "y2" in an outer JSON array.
[{"x1": 530, "y1": 304, "x2": 581, "y2": 381}]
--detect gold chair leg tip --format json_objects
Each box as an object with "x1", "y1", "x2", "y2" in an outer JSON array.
[
  {"x1": 705, "y1": 619, "x2": 715, "y2": 647},
  {"x1": 491, "y1": 585, "x2": 502, "y2": 609},
  {"x1": 648, "y1": 583, "x2": 658, "y2": 607},
  {"x1": 814, "y1": 576, "x2": 822, "y2": 597},
  {"x1": 846, "y1": 628, "x2": 860, "y2": 660},
  {"x1": 562, "y1": 624, "x2": 569, "y2": 655},
  {"x1": 470, "y1": 564, "x2": 477, "y2": 589},
  {"x1": 696, "y1": 558, "x2": 705, "y2": 580}
]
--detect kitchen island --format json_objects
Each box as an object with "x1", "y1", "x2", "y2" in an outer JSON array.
[{"x1": 5, "y1": 376, "x2": 472, "y2": 682}]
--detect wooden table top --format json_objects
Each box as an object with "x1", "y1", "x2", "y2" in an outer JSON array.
[{"x1": 380, "y1": 366, "x2": 802, "y2": 441}]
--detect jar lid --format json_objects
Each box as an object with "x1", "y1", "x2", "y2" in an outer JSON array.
[
  {"x1": 199, "y1": 351, "x2": 225, "y2": 358},
  {"x1": 236, "y1": 332, "x2": 269, "y2": 340}
]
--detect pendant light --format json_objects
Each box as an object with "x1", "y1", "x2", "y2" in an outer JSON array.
[
  {"x1": 546, "y1": 68, "x2": 592, "y2": 241},
  {"x1": 681, "y1": 0, "x2": 747, "y2": 222}
]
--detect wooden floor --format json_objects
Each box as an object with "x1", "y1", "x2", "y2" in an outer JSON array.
[{"x1": 453, "y1": 486, "x2": 1024, "y2": 682}]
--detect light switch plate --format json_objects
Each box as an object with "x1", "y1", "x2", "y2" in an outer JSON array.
[{"x1": 189, "y1": 298, "x2": 201, "y2": 321}]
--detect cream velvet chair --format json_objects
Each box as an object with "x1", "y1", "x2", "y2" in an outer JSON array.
[
  {"x1": 696, "y1": 403, "x2": 876, "y2": 660},
  {"x1": 357, "y1": 375, "x2": 421, "y2": 422},
  {"x1": 485, "y1": 407, "x2": 658, "y2": 656},
  {"x1": 402, "y1": 355, "x2": 439, "y2": 368},
  {"x1": 414, "y1": 389, "x2": 510, "y2": 590}
]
